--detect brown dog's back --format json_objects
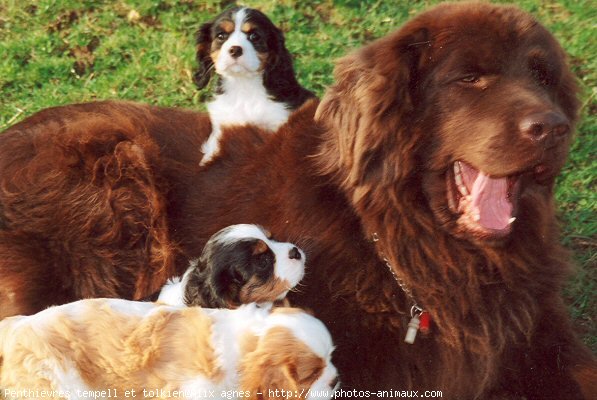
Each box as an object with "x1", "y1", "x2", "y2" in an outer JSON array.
[{"x1": 0, "y1": 102, "x2": 210, "y2": 317}]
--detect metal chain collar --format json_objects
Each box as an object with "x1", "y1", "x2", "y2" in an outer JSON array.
[
  {"x1": 371, "y1": 232, "x2": 431, "y2": 344},
  {"x1": 371, "y1": 232, "x2": 423, "y2": 316}
]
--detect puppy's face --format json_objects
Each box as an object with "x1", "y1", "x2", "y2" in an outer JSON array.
[
  {"x1": 187, "y1": 224, "x2": 305, "y2": 307},
  {"x1": 240, "y1": 309, "x2": 339, "y2": 398},
  {"x1": 195, "y1": 7, "x2": 283, "y2": 85}
]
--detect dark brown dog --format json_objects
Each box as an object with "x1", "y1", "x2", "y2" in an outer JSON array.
[{"x1": 0, "y1": 3, "x2": 594, "y2": 399}]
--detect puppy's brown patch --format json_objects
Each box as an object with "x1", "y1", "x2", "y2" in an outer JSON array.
[
  {"x1": 241, "y1": 22, "x2": 256, "y2": 33},
  {"x1": 239, "y1": 326, "x2": 325, "y2": 399},
  {"x1": 210, "y1": 49, "x2": 221, "y2": 64},
  {"x1": 272, "y1": 307, "x2": 304, "y2": 315},
  {"x1": 257, "y1": 51, "x2": 269, "y2": 72},
  {"x1": 252, "y1": 239, "x2": 269, "y2": 255},
  {"x1": 239, "y1": 276, "x2": 291, "y2": 303},
  {"x1": 219, "y1": 20, "x2": 234, "y2": 34}
]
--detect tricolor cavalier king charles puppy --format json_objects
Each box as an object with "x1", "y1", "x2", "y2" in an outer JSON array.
[
  {"x1": 0, "y1": 301, "x2": 338, "y2": 399},
  {"x1": 194, "y1": 6, "x2": 314, "y2": 164},
  {"x1": 157, "y1": 224, "x2": 305, "y2": 308},
  {"x1": 0, "y1": 3, "x2": 595, "y2": 399}
]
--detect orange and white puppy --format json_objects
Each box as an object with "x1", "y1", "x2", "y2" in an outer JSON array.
[{"x1": 0, "y1": 301, "x2": 338, "y2": 399}]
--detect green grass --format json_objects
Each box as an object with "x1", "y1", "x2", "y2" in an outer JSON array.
[{"x1": 0, "y1": 0, "x2": 595, "y2": 350}]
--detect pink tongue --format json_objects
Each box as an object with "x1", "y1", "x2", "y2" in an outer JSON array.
[{"x1": 470, "y1": 172, "x2": 513, "y2": 230}]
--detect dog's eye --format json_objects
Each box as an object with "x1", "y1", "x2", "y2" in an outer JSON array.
[
  {"x1": 247, "y1": 32, "x2": 261, "y2": 42},
  {"x1": 456, "y1": 74, "x2": 492, "y2": 89},
  {"x1": 216, "y1": 32, "x2": 228, "y2": 41},
  {"x1": 529, "y1": 59, "x2": 552, "y2": 86},
  {"x1": 255, "y1": 252, "x2": 274, "y2": 272},
  {"x1": 460, "y1": 75, "x2": 480, "y2": 84}
]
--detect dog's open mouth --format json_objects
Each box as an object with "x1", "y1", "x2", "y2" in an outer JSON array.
[{"x1": 447, "y1": 161, "x2": 520, "y2": 239}]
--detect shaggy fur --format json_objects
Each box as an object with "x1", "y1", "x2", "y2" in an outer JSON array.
[
  {"x1": 0, "y1": 102, "x2": 209, "y2": 317},
  {"x1": 0, "y1": 3, "x2": 595, "y2": 399}
]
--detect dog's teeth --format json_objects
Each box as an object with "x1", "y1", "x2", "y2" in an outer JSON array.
[
  {"x1": 508, "y1": 217, "x2": 516, "y2": 224},
  {"x1": 453, "y1": 162, "x2": 462, "y2": 180},
  {"x1": 455, "y1": 170, "x2": 463, "y2": 186},
  {"x1": 456, "y1": 176, "x2": 468, "y2": 196},
  {"x1": 473, "y1": 208, "x2": 480, "y2": 222},
  {"x1": 454, "y1": 162, "x2": 468, "y2": 196}
]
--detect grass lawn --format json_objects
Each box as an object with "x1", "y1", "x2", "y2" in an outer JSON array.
[{"x1": 0, "y1": 0, "x2": 595, "y2": 350}]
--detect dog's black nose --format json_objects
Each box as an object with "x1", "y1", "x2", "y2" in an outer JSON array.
[
  {"x1": 519, "y1": 111, "x2": 569, "y2": 145},
  {"x1": 288, "y1": 247, "x2": 301, "y2": 260},
  {"x1": 229, "y1": 46, "x2": 243, "y2": 58}
]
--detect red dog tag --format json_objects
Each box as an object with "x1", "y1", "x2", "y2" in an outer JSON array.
[{"x1": 419, "y1": 311, "x2": 431, "y2": 334}]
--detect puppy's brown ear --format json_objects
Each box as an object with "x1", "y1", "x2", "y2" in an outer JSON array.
[
  {"x1": 252, "y1": 239, "x2": 269, "y2": 256},
  {"x1": 193, "y1": 22, "x2": 214, "y2": 89},
  {"x1": 240, "y1": 330, "x2": 300, "y2": 399},
  {"x1": 290, "y1": 354, "x2": 325, "y2": 388},
  {"x1": 315, "y1": 26, "x2": 429, "y2": 191},
  {"x1": 241, "y1": 362, "x2": 300, "y2": 400}
]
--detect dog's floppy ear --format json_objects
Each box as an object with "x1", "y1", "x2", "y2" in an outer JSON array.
[
  {"x1": 241, "y1": 363, "x2": 300, "y2": 400},
  {"x1": 210, "y1": 259, "x2": 250, "y2": 308},
  {"x1": 262, "y1": 27, "x2": 314, "y2": 109},
  {"x1": 193, "y1": 22, "x2": 215, "y2": 90},
  {"x1": 183, "y1": 262, "x2": 225, "y2": 307},
  {"x1": 267, "y1": 28, "x2": 291, "y2": 71},
  {"x1": 183, "y1": 250, "x2": 245, "y2": 308},
  {"x1": 315, "y1": 25, "x2": 429, "y2": 192},
  {"x1": 239, "y1": 333, "x2": 300, "y2": 399}
]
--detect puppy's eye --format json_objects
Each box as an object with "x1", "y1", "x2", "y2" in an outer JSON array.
[
  {"x1": 255, "y1": 252, "x2": 274, "y2": 272},
  {"x1": 248, "y1": 32, "x2": 260, "y2": 42},
  {"x1": 216, "y1": 32, "x2": 228, "y2": 41}
]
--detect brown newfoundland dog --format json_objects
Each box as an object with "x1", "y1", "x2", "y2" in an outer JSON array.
[{"x1": 0, "y1": 3, "x2": 594, "y2": 399}]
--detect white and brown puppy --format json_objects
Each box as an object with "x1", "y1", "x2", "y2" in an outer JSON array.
[
  {"x1": 0, "y1": 301, "x2": 338, "y2": 399},
  {"x1": 157, "y1": 224, "x2": 305, "y2": 308},
  {"x1": 194, "y1": 7, "x2": 315, "y2": 164}
]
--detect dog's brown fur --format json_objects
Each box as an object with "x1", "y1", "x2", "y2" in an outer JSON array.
[
  {"x1": 0, "y1": 102, "x2": 209, "y2": 316},
  {"x1": 0, "y1": 3, "x2": 594, "y2": 399}
]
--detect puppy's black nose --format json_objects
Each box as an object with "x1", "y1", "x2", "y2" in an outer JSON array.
[
  {"x1": 229, "y1": 46, "x2": 243, "y2": 58},
  {"x1": 288, "y1": 247, "x2": 301, "y2": 260}
]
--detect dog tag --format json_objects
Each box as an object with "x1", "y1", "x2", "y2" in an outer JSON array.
[
  {"x1": 404, "y1": 314, "x2": 420, "y2": 344},
  {"x1": 419, "y1": 311, "x2": 431, "y2": 335}
]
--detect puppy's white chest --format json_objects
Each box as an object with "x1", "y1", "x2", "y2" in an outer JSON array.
[
  {"x1": 208, "y1": 88, "x2": 290, "y2": 132},
  {"x1": 201, "y1": 77, "x2": 291, "y2": 164}
]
